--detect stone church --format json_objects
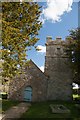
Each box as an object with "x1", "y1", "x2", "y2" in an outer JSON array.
[{"x1": 8, "y1": 36, "x2": 73, "y2": 102}]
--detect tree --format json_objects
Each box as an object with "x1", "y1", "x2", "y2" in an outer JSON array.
[
  {"x1": 1, "y1": 2, "x2": 42, "y2": 82},
  {"x1": 66, "y1": 28, "x2": 80, "y2": 85}
]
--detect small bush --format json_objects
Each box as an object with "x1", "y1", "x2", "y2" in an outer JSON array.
[{"x1": 73, "y1": 89, "x2": 78, "y2": 94}]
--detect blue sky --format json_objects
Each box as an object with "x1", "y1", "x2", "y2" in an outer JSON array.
[{"x1": 27, "y1": 1, "x2": 79, "y2": 72}]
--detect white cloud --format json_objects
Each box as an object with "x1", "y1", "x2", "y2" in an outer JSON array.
[
  {"x1": 36, "y1": 45, "x2": 46, "y2": 53},
  {"x1": 73, "y1": 83, "x2": 79, "y2": 89},
  {"x1": 39, "y1": 66, "x2": 44, "y2": 72},
  {"x1": 39, "y1": 15, "x2": 46, "y2": 24},
  {"x1": 41, "y1": 0, "x2": 73, "y2": 23}
]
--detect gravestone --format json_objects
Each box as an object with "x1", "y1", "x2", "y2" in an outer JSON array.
[{"x1": 50, "y1": 104, "x2": 70, "y2": 113}]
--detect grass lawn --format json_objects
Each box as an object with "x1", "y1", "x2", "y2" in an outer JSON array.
[
  {"x1": 0, "y1": 100, "x2": 20, "y2": 113},
  {"x1": 20, "y1": 101, "x2": 80, "y2": 119},
  {"x1": 1, "y1": 99, "x2": 80, "y2": 119}
]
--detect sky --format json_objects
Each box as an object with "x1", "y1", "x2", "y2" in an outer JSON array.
[{"x1": 27, "y1": 0, "x2": 79, "y2": 72}]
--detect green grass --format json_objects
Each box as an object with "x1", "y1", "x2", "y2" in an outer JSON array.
[
  {"x1": 20, "y1": 101, "x2": 80, "y2": 119},
  {"x1": 1, "y1": 100, "x2": 20, "y2": 113},
  {"x1": 1, "y1": 100, "x2": 80, "y2": 119}
]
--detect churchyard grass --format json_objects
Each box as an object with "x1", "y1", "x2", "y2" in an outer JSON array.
[
  {"x1": 1, "y1": 100, "x2": 20, "y2": 113},
  {"x1": 1, "y1": 98, "x2": 80, "y2": 119},
  {"x1": 20, "y1": 101, "x2": 80, "y2": 119}
]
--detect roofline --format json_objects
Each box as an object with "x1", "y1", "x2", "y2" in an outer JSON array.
[{"x1": 29, "y1": 59, "x2": 47, "y2": 78}]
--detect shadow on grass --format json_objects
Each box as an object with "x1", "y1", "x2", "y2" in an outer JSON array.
[
  {"x1": 2, "y1": 99, "x2": 21, "y2": 112},
  {"x1": 19, "y1": 101, "x2": 80, "y2": 119}
]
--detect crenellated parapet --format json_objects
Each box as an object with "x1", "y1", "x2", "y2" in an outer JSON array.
[
  {"x1": 45, "y1": 36, "x2": 70, "y2": 58},
  {"x1": 45, "y1": 36, "x2": 73, "y2": 101}
]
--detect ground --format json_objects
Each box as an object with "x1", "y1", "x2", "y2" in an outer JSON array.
[
  {"x1": 1, "y1": 99, "x2": 80, "y2": 119},
  {"x1": 20, "y1": 101, "x2": 80, "y2": 119}
]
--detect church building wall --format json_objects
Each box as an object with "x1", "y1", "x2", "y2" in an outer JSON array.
[
  {"x1": 8, "y1": 36, "x2": 73, "y2": 102},
  {"x1": 8, "y1": 60, "x2": 48, "y2": 102},
  {"x1": 45, "y1": 36, "x2": 73, "y2": 100}
]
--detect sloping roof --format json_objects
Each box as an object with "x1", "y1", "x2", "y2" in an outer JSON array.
[{"x1": 26, "y1": 59, "x2": 47, "y2": 78}]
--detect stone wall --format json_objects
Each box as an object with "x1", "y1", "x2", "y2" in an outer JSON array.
[
  {"x1": 8, "y1": 60, "x2": 48, "y2": 102},
  {"x1": 45, "y1": 37, "x2": 73, "y2": 100},
  {"x1": 8, "y1": 36, "x2": 73, "y2": 102}
]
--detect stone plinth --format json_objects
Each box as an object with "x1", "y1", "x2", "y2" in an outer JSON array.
[{"x1": 50, "y1": 104, "x2": 70, "y2": 113}]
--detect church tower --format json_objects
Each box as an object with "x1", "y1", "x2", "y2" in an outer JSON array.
[{"x1": 45, "y1": 36, "x2": 73, "y2": 100}]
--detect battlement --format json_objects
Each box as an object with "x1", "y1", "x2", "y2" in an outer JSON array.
[
  {"x1": 56, "y1": 37, "x2": 62, "y2": 41},
  {"x1": 46, "y1": 36, "x2": 73, "y2": 46},
  {"x1": 46, "y1": 36, "x2": 64, "y2": 46},
  {"x1": 46, "y1": 36, "x2": 52, "y2": 42},
  {"x1": 45, "y1": 36, "x2": 72, "y2": 58},
  {"x1": 45, "y1": 36, "x2": 73, "y2": 101}
]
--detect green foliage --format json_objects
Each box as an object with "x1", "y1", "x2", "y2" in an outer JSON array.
[
  {"x1": 1, "y1": 2, "x2": 42, "y2": 81},
  {"x1": 66, "y1": 28, "x2": 80, "y2": 85},
  {"x1": 2, "y1": 100, "x2": 20, "y2": 112}
]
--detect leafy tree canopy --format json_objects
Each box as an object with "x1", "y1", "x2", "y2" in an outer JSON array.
[
  {"x1": 1, "y1": 2, "x2": 42, "y2": 82},
  {"x1": 66, "y1": 28, "x2": 80, "y2": 85}
]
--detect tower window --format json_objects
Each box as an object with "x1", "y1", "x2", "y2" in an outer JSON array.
[
  {"x1": 57, "y1": 48, "x2": 60, "y2": 50},
  {"x1": 57, "y1": 47, "x2": 61, "y2": 55}
]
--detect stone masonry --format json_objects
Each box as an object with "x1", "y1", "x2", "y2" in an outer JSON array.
[
  {"x1": 8, "y1": 60, "x2": 48, "y2": 102},
  {"x1": 8, "y1": 36, "x2": 73, "y2": 101},
  {"x1": 45, "y1": 36, "x2": 73, "y2": 100}
]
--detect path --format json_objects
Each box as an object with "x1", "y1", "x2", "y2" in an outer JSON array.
[{"x1": 1, "y1": 102, "x2": 31, "y2": 120}]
